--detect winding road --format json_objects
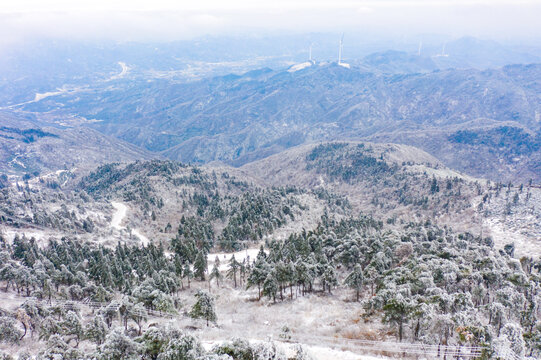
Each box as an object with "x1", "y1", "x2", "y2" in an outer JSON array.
[{"x1": 110, "y1": 201, "x2": 150, "y2": 245}]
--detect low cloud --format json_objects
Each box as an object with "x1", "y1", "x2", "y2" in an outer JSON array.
[{"x1": 0, "y1": 1, "x2": 539, "y2": 43}]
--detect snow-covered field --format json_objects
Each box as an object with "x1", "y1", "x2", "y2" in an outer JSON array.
[{"x1": 177, "y1": 280, "x2": 389, "y2": 360}]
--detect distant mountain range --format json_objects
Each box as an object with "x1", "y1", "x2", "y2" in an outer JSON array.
[{"x1": 0, "y1": 36, "x2": 539, "y2": 183}]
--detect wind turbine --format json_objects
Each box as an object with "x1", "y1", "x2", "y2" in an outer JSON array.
[
  {"x1": 338, "y1": 34, "x2": 350, "y2": 68},
  {"x1": 418, "y1": 41, "x2": 423, "y2": 56},
  {"x1": 338, "y1": 33, "x2": 344, "y2": 64},
  {"x1": 432, "y1": 42, "x2": 449, "y2": 58}
]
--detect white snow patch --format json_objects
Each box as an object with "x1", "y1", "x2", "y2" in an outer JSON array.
[
  {"x1": 300, "y1": 343, "x2": 385, "y2": 360},
  {"x1": 9, "y1": 155, "x2": 26, "y2": 169},
  {"x1": 34, "y1": 89, "x2": 67, "y2": 102},
  {"x1": 288, "y1": 61, "x2": 313, "y2": 73},
  {"x1": 110, "y1": 201, "x2": 127, "y2": 230},
  {"x1": 207, "y1": 248, "x2": 263, "y2": 272}
]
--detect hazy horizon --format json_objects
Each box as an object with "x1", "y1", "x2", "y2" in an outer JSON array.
[{"x1": 1, "y1": 0, "x2": 540, "y2": 46}]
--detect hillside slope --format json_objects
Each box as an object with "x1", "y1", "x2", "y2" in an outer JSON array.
[
  {"x1": 241, "y1": 141, "x2": 541, "y2": 256},
  {"x1": 0, "y1": 114, "x2": 157, "y2": 176}
]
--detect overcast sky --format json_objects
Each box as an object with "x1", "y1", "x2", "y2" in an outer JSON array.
[{"x1": 1, "y1": 0, "x2": 540, "y2": 44}]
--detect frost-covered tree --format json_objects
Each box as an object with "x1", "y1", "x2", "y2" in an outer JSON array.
[
  {"x1": 193, "y1": 251, "x2": 207, "y2": 281},
  {"x1": 212, "y1": 338, "x2": 254, "y2": 359},
  {"x1": 61, "y1": 311, "x2": 83, "y2": 346},
  {"x1": 100, "y1": 302, "x2": 120, "y2": 328},
  {"x1": 321, "y1": 264, "x2": 338, "y2": 294},
  {"x1": 15, "y1": 308, "x2": 31, "y2": 340},
  {"x1": 344, "y1": 264, "x2": 364, "y2": 301},
  {"x1": 263, "y1": 272, "x2": 278, "y2": 303},
  {"x1": 183, "y1": 262, "x2": 193, "y2": 289},
  {"x1": 39, "y1": 316, "x2": 60, "y2": 341},
  {"x1": 382, "y1": 294, "x2": 414, "y2": 341},
  {"x1": 190, "y1": 290, "x2": 216, "y2": 326},
  {"x1": 156, "y1": 333, "x2": 204, "y2": 360},
  {"x1": 37, "y1": 334, "x2": 81, "y2": 360},
  {"x1": 118, "y1": 297, "x2": 134, "y2": 331},
  {"x1": 99, "y1": 328, "x2": 141, "y2": 360},
  {"x1": 247, "y1": 255, "x2": 269, "y2": 300},
  {"x1": 227, "y1": 254, "x2": 240, "y2": 288},
  {"x1": 0, "y1": 316, "x2": 23, "y2": 344},
  {"x1": 497, "y1": 323, "x2": 526, "y2": 359},
  {"x1": 130, "y1": 302, "x2": 148, "y2": 335},
  {"x1": 85, "y1": 315, "x2": 108, "y2": 345},
  {"x1": 0, "y1": 352, "x2": 13, "y2": 360},
  {"x1": 210, "y1": 259, "x2": 222, "y2": 287}
]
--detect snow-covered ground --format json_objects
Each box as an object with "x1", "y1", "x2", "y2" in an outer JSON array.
[
  {"x1": 0, "y1": 286, "x2": 389, "y2": 360},
  {"x1": 297, "y1": 343, "x2": 385, "y2": 360},
  {"x1": 111, "y1": 201, "x2": 127, "y2": 229},
  {"x1": 207, "y1": 248, "x2": 263, "y2": 272},
  {"x1": 485, "y1": 217, "x2": 541, "y2": 257},
  {"x1": 179, "y1": 280, "x2": 389, "y2": 360},
  {"x1": 34, "y1": 89, "x2": 68, "y2": 102},
  {"x1": 201, "y1": 339, "x2": 387, "y2": 360},
  {"x1": 288, "y1": 61, "x2": 313, "y2": 73},
  {"x1": 482, "y1": 187, "x2": 541, "y2": 257},
  {"x1": 132, "y1": 228, "x2": 150, "y2": 245}
]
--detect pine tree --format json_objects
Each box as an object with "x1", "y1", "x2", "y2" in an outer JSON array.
[
  {"x1": 193, "y1": 251, "x2": 207, "y2": 281},
  {"x1": 0, "y1": 316, "x2": 23, "y2": 344},
  {"x1": 247, "y1": 257, "x2": 269, "y2": 300},
  {"x1": 263, "y1": 272, "x2": 278, "y2": 303},
  {"x1": 183, "y1": 262, "x2": 193, "y2": 288},
  {"x1": 382, "y1": 295, "x2": 414, "y2": 342},
  {"x1": 60, "y1": 311, "x2": 83, "y2": 346},
  {"x1": 322, "y1": 265, "x2": 338, "y2": 294},
  {"x1": 344, "y1": 264, "x2": 364, "y2": 301},
  {"x1": 15, "y1": 308, "x2": 31, "y2": 340},
  {"x1": 227, "y1": 254, "x2": 240, "y2": 288},
  {"x1": 239, "y1": 259, "x2": 247, "y2": 288},
  {"x1": 190, "y1": 290, "x2": 217, "y2": 326},
  {"x1": 129, "y1": 303, "x2": 147, "y2": 335},
  {"x1": 99, "y1": 328, "x2": 141, "y2": 359},
  {"x1": 84, "y1": 315, "x2": 108, "y2": 345},
  {"x1": 210, "y1": 261, "x2": 222, "y2": 287}
]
